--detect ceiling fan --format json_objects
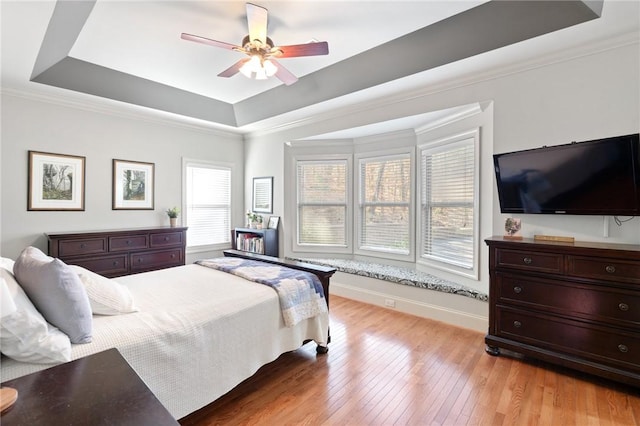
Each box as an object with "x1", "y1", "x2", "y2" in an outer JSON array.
[{"x1": 181, "y1": 3, "x2": 329, "y2": 86}]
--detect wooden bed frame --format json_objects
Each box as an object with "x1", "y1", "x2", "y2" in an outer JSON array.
[{"x1": 223, "y1": 249, "x2": 336, "y2": 352}]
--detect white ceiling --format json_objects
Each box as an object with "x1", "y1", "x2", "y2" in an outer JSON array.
[{"x1": 1, "y1": 1, "x2": 639, "y2": 137}]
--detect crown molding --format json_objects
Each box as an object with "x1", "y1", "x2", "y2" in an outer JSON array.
[{"x1": 0, "y1": 87, "x2": 244, "y2": 139}]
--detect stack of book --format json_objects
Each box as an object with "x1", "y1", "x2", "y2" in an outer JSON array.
[{"x1": 236, "y1": 233, "x2": 264, "y2": 254}]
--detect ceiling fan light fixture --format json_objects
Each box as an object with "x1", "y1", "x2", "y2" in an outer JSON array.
[
  {"x1": 239, "y1": 55, "x2": 261, "y2": 78},
  {"x1": 263, "y1": 59, "x2": 277, "y2": 77},
  {"x1": 239, "y1": 55, "x2": 278, "y2": 80}
]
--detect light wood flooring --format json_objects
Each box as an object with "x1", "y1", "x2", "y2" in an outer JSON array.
[{"x1": 180, "y1": 295, "x2": 640, "y2": 425}]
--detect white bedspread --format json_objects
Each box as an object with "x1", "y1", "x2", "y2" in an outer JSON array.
[{"x1": 0, "y1": 264, "x2": 329, "y2": 419}]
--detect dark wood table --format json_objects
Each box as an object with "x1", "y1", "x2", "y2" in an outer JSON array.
[{"x1": 1, "y1": 348, "x2": 179, "y2": 425}]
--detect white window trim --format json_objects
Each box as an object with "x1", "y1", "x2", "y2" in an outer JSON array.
[
  {"x1": 417, "y1": 128, "x2": 480, "y2": 280},
  {"x1": 182, "y1": 158, "x2": 235, "y2": 254},
  {"x1": 290, "y1": 153, "x2": 353, "y2": 255},
  {"x1": 354, "y1": 148, "x2": 415, "y2": 262}
]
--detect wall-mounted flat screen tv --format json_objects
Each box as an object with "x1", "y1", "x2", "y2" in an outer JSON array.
[{"x1": 493, "y1": 133, "x2": 640, "y2": 215}]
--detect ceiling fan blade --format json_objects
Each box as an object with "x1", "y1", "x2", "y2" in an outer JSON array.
[
  {"x1": 246, "y1": 3, "x2": 268, "y2": 45},
  {"x1": 273, "y1": 41, "x2": 329, "y2": 58},
  {"x1": 218, "y1": 58, "x2": 250, "y2": 78},
  {"x1": 270, "y1": 59, "x2": 298, "y2": 86},
  {"x1": 181, "y1": 33, "x2": 239, "y2": 51}
]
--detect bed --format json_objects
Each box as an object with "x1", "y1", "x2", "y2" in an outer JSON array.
[{"x1": 0, "y1": 249, "x2": 335, "y2": 419}]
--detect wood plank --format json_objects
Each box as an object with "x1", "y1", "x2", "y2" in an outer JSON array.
[{"x1": 180, "y1": 296, "x2": 640, "y2": 426}]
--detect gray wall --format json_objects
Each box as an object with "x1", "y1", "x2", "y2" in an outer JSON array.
[{"x1": 1, "y1": 94, "x2": 244, "y2": 261}]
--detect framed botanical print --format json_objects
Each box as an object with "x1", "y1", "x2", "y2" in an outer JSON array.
[
  {"x1": 28, "y1": 151, "x2": 85, "y2": 211},
  {"x1": 112, "y1": 159, "x2": 155, "y2": 210}
]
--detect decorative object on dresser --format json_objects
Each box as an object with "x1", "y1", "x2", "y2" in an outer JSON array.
[
  {"x1": 232, "y1": 227, "x2": 278, "y2": 257},
  {"x1": 485, "y1": 236, "x2": 640, "y2": 387},
  {"x1": 166, "y1": 206, "x2": 180, "y2": 227},
  {"x1": 47, "y1": 227, "x2": 187, "y2": 277},
  {"x1": 503, "y1": 217, "x2": 522, "y2": 239},
  {"x1": 112, "y1": 159, "x2": 155, "y2": 210}
]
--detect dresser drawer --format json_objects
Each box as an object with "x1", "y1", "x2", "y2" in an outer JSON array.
[
  {"x1": 58, "y1": 238, "x2": 107, "y2": 256},
  {"x1": 150, "y1": 232, "x2": 184, "y2": 248},
  {"x1": 496, "y1": 249, "x2": 563, "y2": 274},
  {"x1": 568, "y1": 256, "x2": 640, "y2": 285},
  {"x1": 131, "y1": 249, "x2": 183, "y2": 272},
  {"x1": 70, "y1": 254, "x2": 128, "y2": 277},
  {"x1": 497, "y1": 273, "x2": 640, "y2": 326},
  {"x1": 109, "y1": 234, "x2": 148, "y2": 251},
  {"x1": 496, "y1": 307, "x2": 640, "y2": 372}
]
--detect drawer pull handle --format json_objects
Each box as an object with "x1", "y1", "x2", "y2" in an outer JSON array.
[
  {"x1": 80, "y1": 243, "x2": 86, "y2": 249},
  {"x1": 513, "y1": 320, "x2": 522, "y2": 328},
  {"x1": 618, "y1": 344, "x2": 628, "y2": 353},
  {"x1": 126, "y1": 240, "x2": 132, "y2": 245},
  {"x1": 605, "y1": 265, "x2": 616, "y2": 274},
  {"x1": 523, "y1": 257, "x2": 532, "y2": 265},
  {"x1": 170, "y1": 254, "x2": 175, "y2": 258},
  {"x1": 137, "y1": 259, "x2": 142, "y2": 263},
  {"x1": 619, "y1": 303, "x2": 629, "y2": 312},
  {"x1": 112, "y1": 261, "x2": 119, "y2": 266},
  {"x1": 513, "y1": 286, "x2": 522, "y2": 294},
  {"x1": 164, "y1": 237, "x2": 170, "y2": 241}
]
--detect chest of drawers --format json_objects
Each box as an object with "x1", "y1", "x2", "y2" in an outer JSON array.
[
  {"x1": 47, "y1": 227, "x2": 187, "y2": 277},
  {"x1": 485, "y1": 236, "x2": 640, "y2": 387}
]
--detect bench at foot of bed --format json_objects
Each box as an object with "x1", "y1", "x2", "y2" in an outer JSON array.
[{"x1": 223, "y1": 249, "x2": 336, "y2": 352}]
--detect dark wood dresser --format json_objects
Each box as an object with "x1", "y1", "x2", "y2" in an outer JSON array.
[
  {"x1": 47, "y1": 227, "x2": 187, "y2": 277},
  {"x1": 485, "y1": 236, "x2": 640, "y2": 387}
]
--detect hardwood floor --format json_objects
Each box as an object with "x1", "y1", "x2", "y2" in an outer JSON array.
[{"x1": 180, "y1": 296, "x2": 640, "y2": 426}]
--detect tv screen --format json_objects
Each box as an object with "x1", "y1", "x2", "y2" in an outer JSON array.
[{"x1": 493, "y1": 133, "x2": 640, "y2": 215}]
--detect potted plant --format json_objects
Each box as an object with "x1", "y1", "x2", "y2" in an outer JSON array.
[
  {"x1": 166, "y1": 206, "x2": 180, "y2": 227},
  {"x1": 246, "y1": 211, "x2": 262, "y2": 229}
]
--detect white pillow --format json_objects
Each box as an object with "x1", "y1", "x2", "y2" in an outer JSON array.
[
  {"x1": 69, "y1": 265, "x2": 138, "y2": 315},
  {"x1": 0, "y1": 268, "x2": 72, "y2": 364},
  {"x1": 1, "y1": 257, "x2": 15, "y2": 272},
  {"x1": 13, "y1": 247, "x2": 92, "y2": 344}
]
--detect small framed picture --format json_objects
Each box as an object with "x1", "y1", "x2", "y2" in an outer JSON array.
[
  {"x1": 112, "y1": 159, "x2": 155, "y2": 210},
  {"x1": 28, "y1": 151, "x2": 85, "y2": 211},
  {"x1": 267, "y1": 216, "x2": 280, "y2": 230}
]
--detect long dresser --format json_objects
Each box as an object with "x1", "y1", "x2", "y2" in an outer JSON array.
[
  {"x1": 485, "y1": 236, "x2": 640, "y2": 387},
  {"x1": 47, "y1": 227, "x2": 187, "y2": 277}
]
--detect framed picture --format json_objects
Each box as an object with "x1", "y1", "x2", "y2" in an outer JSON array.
[
  {"x1": 28, "y1": 151, "x2": 85, "y2": 211},
  {"x1": 252, "y1": 176, "x2": 273, "y2": 213},
  {"x1": 112, "y1": 159, "x2": 155, "y2": 210},
  {"x1": 267, "y1": 216, "x2": 280, "y2": 230}
]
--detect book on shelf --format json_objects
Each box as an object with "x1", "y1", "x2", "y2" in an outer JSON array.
[{"x1": 236, "y1": 233, "x2": 264, "y2": 254}]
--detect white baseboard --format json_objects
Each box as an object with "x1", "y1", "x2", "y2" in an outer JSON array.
[{"x1": 329, "y1": 278, "x2": 488, "y2": 333}]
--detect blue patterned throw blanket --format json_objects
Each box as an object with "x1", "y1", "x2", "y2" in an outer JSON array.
[{"x1": 196, "y1": 257, "x2": 327, "y2": 327}]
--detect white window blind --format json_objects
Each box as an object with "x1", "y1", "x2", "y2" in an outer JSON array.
[
  {"x1": 359, "y1": 154, "x2": 411, "y2": 254},
  {"x1": 421, "y1": 139, "x2": 475, "y2": 269},
  {"x1": 185, "y1": 164, "x2": 231, "y2": 248},
  {"x1": 296, "y1": 160, "x2": 347, "y2": 246}
]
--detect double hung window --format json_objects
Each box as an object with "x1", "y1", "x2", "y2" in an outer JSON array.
[
  {"x1": 183, "y1": 161, "x2": 232, "y2": 249},
  {"x1": 296, "y1": 160, "x2": 348, "y2": 247},
  {"x1": 419, "y1": 131, "x2": 478, "y2": 276},
  {"x1": 357, "y1": 153, "x2": 411, "y2": 256}
]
